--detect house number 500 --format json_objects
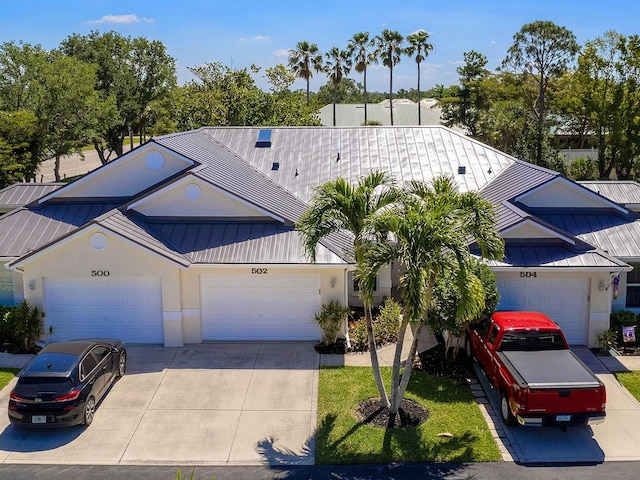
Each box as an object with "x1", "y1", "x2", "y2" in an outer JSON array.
[
  {"x1": 91, "y1": 270, "x2": 110, "y2": 277},
  {"x1": 251, "y1": 268, "x2": 268, "y2": 274}
]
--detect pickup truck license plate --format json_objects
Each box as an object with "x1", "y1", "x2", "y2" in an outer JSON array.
[
  {"x1": 31, "y1": 415, "x2": 46, "y2": 424},
  {"x1": 556, "y1": 414, "x2": 571, "y2": 422}
]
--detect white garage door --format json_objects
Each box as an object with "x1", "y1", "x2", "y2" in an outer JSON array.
[
  {"x1": 201, "y1": 274, "x2": 322, "y2": 340},
  {"x1": 496, "y1": 277, "x2": 589, "y2": 345},
  {"x1": 45, "y1": 277, "x2": 163, "y2": 344}
]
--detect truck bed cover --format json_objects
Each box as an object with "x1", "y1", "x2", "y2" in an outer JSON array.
[{"x1": 498, "y1": 349, "x2": 602, "y2": 389}]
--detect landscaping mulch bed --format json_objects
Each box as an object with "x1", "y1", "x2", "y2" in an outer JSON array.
[
  {"x1": 356, "y1": 397, "x2": 429, "y2": 428},
  {"x1": 416, "y1": 342, "x2": 476, "y2": 384}
]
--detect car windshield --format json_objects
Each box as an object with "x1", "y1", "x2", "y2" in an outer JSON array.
[
  {"x1": 498, "y1": 331, "x2": 566, "y2": 351},
  {"x1": 23, "y1": 353, "x2": 77, "y2": 374},
  {"x1": 15, "y1": 377, "x2": 74, "y2": 397}
]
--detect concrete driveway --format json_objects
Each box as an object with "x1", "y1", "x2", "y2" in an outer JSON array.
[
  {"x1": 478, "y1": 347, "x2": 640, "y2": 463},
  {"x1": 0, "y1": 342, "x2": 319, "y2": 466}
]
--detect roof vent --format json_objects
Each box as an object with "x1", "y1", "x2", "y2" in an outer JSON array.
[
  {"x1": 271, "y1": 162, "x2": 279, "y2": 170},
  {"x1": 458, "y1": 165, "x2": 466, "y2": 175},
  {"x1": 336, "y1": 152, "x2": 340, "y2": 162},
  {"x1": 256, "y1": 129, "x2": 272, "y2": 148}
]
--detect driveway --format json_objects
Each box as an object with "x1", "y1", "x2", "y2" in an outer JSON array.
[
  {"x1": 477, "y1": 346, "x2": 640, "y2": 463},
  {"x1": 0, "y1": 342, "x2": 319, "y2": 465}
]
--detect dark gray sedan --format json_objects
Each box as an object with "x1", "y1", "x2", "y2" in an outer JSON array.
[{"x1": 8, "y1": 339, "x2": 126, "y2": 428}]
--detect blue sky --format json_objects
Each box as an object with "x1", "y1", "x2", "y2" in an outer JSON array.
[{"x1": 2, "y1": 1, "x2": 639, "y2": 93}]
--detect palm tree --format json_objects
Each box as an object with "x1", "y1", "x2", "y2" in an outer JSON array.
[
  {"x1": 406, "y1": 30, "x2": 433, "y2": 125},
  {"x1": 288, "y1": 41, "x2": 323, "y2": 105},
  {"x1": 324, "y1": 47, "x2": 352, "y2": 126},
  {"x1": 297, "y1": 171, "x2": 402, "y2": 409},
  {"x1": 362, "y1": 176, "x2": 504, "y2": 416},
  {"x1": 347, "y1": 32, "x2": 377, "y2": 125},
  {"x1": 375, "y1": 30, "x2": 405, "y2": 125}
]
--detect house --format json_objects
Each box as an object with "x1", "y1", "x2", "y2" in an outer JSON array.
[
  {"x1": 0, "y1": 126, "x2": 632, "y2": 348},
  {"x1": 318, "y1": 99, "x2": 463, "y2": 130}
]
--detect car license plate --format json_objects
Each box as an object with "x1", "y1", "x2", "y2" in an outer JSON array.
[
  {"x1": 31, "y1": 415, "x2": 46, "y2": 424},
  {"x1": 556, "y1": 414, "x2": 571, "y2": 422}
]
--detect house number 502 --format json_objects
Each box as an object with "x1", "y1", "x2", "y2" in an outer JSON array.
[
  {"x1": 251, "y1": 268, "x2": 268, "y2": 274},
  {"x1": 91, "y1": 270, "x2": 110, "y2": 277}
]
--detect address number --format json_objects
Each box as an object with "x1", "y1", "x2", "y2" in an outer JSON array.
[
  {"x1": 251, "y1": 268, "x2": 268, "y2": 274},
  {"x1": 520, "y1": 271, "x2": 537, "y2": 278},
  {"x1": 91, "y1": 270, "x2": 110, "y2": 277}
]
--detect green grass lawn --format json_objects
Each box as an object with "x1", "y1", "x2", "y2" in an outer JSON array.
[
  {"x1": 0, "y1": 369, "x2": 19, "y2": 391},
  {"x1": 615, "y1": 371, "x2": 640, "y2": 401},
  {"x1": 316, "y1": 366, "x2": 501, "y2": 464}
]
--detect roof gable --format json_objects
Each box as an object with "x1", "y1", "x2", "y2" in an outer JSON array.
[
  {"x1": 515, "y1": 177, "x2": 626, "y2": 213},
  {"x1": 127, "y1": 175, "x2": 280, "y2": 221},
  {"x1": 42, "y1": 144, "x2": 194, "y2": 201}
]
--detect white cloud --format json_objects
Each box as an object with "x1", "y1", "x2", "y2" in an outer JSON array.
[
  {"x1": 239, "y1": 35, "x2": 271, "y2": 42},
  {"x1": 88, "y1": 14, "x2": 153, "y2": 24},
  {"x1": 274, "y1": 49, "x2": 289, "y2": 57}
]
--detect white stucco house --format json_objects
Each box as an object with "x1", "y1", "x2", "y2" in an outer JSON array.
[{"x1": 0, "y1": 126, "x2": 635, "y2": 348}]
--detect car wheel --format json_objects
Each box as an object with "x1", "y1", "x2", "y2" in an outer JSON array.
[
  {"x1": 84, "y1": 396, "x2": 96, "y2": 426},
  {"x1": 117, "y1": 351, "x2": 126, "y2": 377},
  {"x1": 500, "y1": 394, "x2": 516, "y2": 426}
]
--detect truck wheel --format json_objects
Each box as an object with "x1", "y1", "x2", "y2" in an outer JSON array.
[{"x1": 500, "y1": 394, "x2": 516, "y2": 426}]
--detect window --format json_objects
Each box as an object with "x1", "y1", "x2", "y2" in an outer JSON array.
[
  {"x1": 488, "y1": 325, "x2": 500, "y2": 345},
  {"x1": 91, "y1": 346, "x2": 111, "y2": 363},
  {"x1": 626, "y1": 263, "x2": 640, "y2": 308},
  {"x1": 80, "y1": 354, "x2": 98, "y2": 381}
]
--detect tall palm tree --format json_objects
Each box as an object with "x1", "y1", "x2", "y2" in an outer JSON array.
[
  {"x1": 375, "y1": 30, "x2": 405, "y2": 125},
  {"x1": 362, "y1": 176, "x2": 504, "y2": 415},
  {"x1": 288, "y1": 41, "x2": 323, "y2": 105},
  {"x1": 406, "y1": 30, "x2": 433, "y2": 125},
  {"x1": 324, "y1": 47, "x2": 352, "y2": 126},
  {"x1": 347, "y1": 32, "x2": 377, "y2": 125},
  {"x1": 297, "y1": 171, "x2": 402, "y2": 409}
]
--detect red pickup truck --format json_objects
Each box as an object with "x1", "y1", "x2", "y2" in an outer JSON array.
[{"x1": 466, "y1": 311, "x2": 606, "y2": 427}]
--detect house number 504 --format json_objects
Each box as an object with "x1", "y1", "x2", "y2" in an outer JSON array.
[
  {"x1": 251, "y1": 268, "x2": 268, "y2": 274},
  {"x1": 91, "y1": 270, "x2": 110, "y2": 277}
]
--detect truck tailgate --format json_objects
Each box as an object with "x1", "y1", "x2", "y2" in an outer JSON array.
[{"x1": 499, "y1": 349, "x2": 604, "y2": 416}]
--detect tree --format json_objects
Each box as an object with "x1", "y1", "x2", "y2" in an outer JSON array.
[
  {"x1": 0, "y1": 110, "x2": 38, "y2": 187},
  {"x1": 440, "y1": 50, "x2": 490, "y2": 136},
  {"x1": 297, "y1": 171, "x2": 403, "y2": 409},
  {"x1": 361, "y1": 176, "x2": 504, "y2": 416},
  {"x1": 405, "y1": 30, "x2": 433, "y2": 125},
  {"x1": 0, "y1": 41, "x2": 47, "y2": 112},
  {"x1": 427, "y1": 260, "x2": 500, "y2": 359},
  {"x1": 60, "y1": 31, "x2": 176, "y2": 164},
  {"x1": 324, "y1": 47, "x2": 351, "y2": 126},
  {"x1": 347, "y1": 32, "x2": 377, "y2": 124},
  {"x1": 376, "y1": 30, "x2": 405, "y2": 126},
  {"x1": 36, "y1": 52, "x2": 98, "y2": 181},
  {"x1": 316, "y1": 77, "x2": 363, "y2": 105},
  {"x1": 288, "y1": 41, "x2": 323, "y2": 105},
  {"x1": 501, "y1": 21, "x2": 579, "y2": 167}
]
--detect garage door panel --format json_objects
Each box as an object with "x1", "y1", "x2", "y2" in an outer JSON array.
[
  {"x1": 497, "y1": 277, "x2": 588, "y2": 345},
  {"x1": 201, "y1": 274, "x2": 322, "y2": 340},
  {"x1": 45, "y1": 277, "x2": 163, "y2": 344}
]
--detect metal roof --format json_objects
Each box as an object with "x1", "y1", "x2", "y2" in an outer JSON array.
[
  {"x1": 580, "y1": 181, "x2": 640, "y2": 207},
  {"x1": 202, "y1": 126, "x2": 515, "y2": 202},
  {"x1": 487, "y1": 245, "x2": 627, "y2": 269},
  {"x1": 0, "y1": 183, "x2": 64, "y2": 211},
  {"x1": 149, "y1": 221, "x2": 346, "y2": 265},
  {"x1": 318, "y1": 102, "x2": 462, "y2": 130},
  {"x1": 537, "y1": 212, "x2": 640, "y2": 258},
  {"x1": 0, "y1": 202, "x2": 121, "y2": 257}
]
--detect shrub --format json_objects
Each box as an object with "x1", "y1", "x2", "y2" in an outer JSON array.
[
  {"x1": 0, "y1": 300, "x2": 45, "y2": 352},
  {"x1": 314, "y1": 300, "x2": 350, "y2": 346},
  {"x1": 569, "y1": 156, "x2": 598, "y2": 181},
  {"x1": 610, "y1": 310, "x2": 638, "y2": 330},
  {"x1": 597, "y1": 328, "x2": 618, "y2": 354},
  {"x1": 348, "y1": 298, "x2": 401, "y2": 352}
]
